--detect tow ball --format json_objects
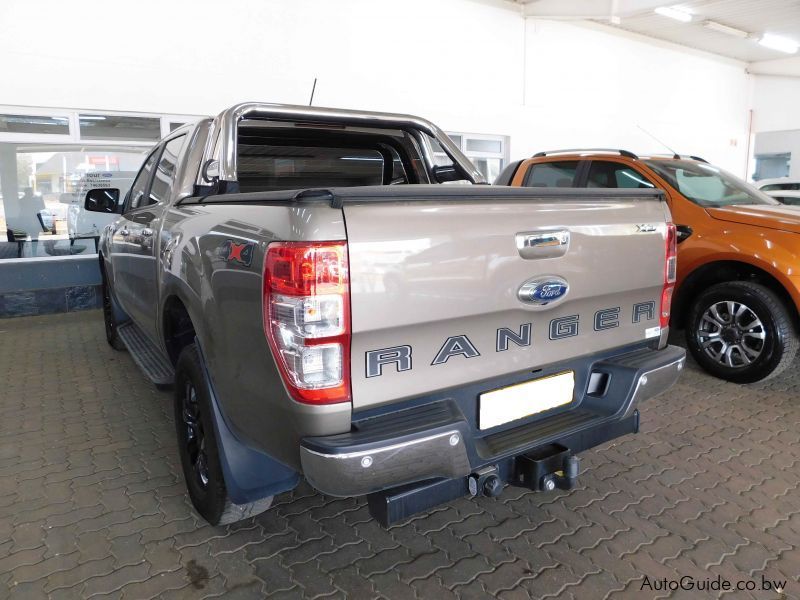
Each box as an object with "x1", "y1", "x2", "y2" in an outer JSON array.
[{"x1": 511, "y1": 443, "x2": 580, "y2": 492}]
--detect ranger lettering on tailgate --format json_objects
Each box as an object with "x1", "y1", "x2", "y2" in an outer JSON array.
[{"x1": 366, "y1": 301, "x2": 659, "y2": 377}]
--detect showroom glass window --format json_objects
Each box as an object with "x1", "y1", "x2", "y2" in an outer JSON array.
[
  {"x1": 0, "y1": 141, "x2": 149, "y2": 258},
  {"x1": 523, "y1": 161, "x2": 579, "y2": 187},
  {"x1": 0, "y1": 108, "x2": 201, "y2": 260},
  {"x1": 431, "y1": 132, "x2": 508, "y2": 182}
]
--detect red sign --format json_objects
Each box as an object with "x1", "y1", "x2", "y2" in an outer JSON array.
[{"x1": 88, "y1": 156, "x2": 119, "y2": 166}]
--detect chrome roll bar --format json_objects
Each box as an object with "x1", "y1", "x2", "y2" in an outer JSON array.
[{"x1": 209, "y1": 102, "x2": 485, "y2": 184}]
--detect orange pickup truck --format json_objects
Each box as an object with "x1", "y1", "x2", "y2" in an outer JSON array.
[{"x1": 499, "y1": 150, "x2": 800, "y2": 383}]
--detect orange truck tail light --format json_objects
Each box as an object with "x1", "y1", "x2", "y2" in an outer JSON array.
[
  {"x1": 660, "y1": 223, "x2": 677, "y2": 329},
  {"x1": 263, "y1": 242, "x2": 351, "y2": 404}
]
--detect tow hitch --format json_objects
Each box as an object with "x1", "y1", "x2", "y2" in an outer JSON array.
[
  {"x1": 367, "y1": 443, "x2": 580, "y2": 527},
  {"x1": 511, "y1": 443, "x2": 580, "y2": 491}
]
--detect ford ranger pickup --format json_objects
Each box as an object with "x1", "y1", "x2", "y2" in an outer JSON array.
[
  {"x1": 85, "y1": 104, "x2": 685, "y2": 526},
  {"x1": 500, "y1": 150, "x2": 800, "y2": 384}
]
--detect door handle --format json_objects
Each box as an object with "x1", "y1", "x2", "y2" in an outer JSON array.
[
  {"x1": 516, "y1": 230, "x2": 570, "y2": 259},
  {"x1": 141, "y1": 228, "x2": 153, "y2": 237}
]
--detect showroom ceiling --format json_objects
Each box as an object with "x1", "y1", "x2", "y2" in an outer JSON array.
[{"x1": 518, "y1": 0, "x2": 800, "y2": 70}]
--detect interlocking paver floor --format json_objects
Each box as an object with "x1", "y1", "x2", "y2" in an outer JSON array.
[{"x1": 1, "y1": 310, "x2": 799, "y2": 599}]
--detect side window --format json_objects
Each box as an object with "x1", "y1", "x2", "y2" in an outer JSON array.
[
  {"x1": 762, "y1": 183, "x2": 800, "y2": 191},
  {"x1": 127, "y1": 149, "x2": 160, "y2": 211},
  {"x1": 587, "y1": 162, "x2": 655, "y2": 189},
  {"x1": 523, "y1": 161, "x2": 579, "y2": 187},
  {"x1": 148, "y1": 135, "x2": 186, "y2": 204}
]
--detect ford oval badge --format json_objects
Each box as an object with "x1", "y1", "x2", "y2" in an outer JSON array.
[{"x1": 518, "y1": 276, "x2": 569, "y2": 306}]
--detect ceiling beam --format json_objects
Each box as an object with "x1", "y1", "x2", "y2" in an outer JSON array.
[
  {"x1": 520, "y1": 0, "x2": 670, "y2": 21},
  {"x1": 748, "y1": 55, "x2": 800, "y2": 77}
]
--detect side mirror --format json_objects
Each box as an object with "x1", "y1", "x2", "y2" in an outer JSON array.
[
  {"x1": 202, "y1": 159, "x2": 220, "y2": 183},
  {"x1": 676, "y1": 224, "x2": 693, "y2": 243},
  {"x1": 84, "y1": 188, "x2": 121, "y2": 214},
  {"x1": 432, "y1": 164, "x2": 467, "y2": 184}
]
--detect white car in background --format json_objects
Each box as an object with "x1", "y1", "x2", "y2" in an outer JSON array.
[
  {"x1": 755, "y1": 178, "x2": 800, "y2": 206},
  {"x1": 62, "y1": 171, "x2": 135, "y2": 244}
]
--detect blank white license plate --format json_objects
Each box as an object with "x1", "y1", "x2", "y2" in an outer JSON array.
[{"x1": 479, "y1": 371, "x2": 575, "y2": 430}]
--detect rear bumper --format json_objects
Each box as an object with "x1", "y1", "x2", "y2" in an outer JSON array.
[{"x1": 300, "y1": 344, "x2": 685, "y2": 497}]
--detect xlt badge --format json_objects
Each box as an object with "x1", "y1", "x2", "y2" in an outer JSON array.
[{"x1": 518, "y1": 276, "x2": 569, "y2": 306}]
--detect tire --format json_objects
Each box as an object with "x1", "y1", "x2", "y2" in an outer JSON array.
[
  {"x1": 174, "y1": 344, "x2": 273, "y2": 525},
  {"x1": 685, "y1": 281, "x2": 798, "y2": 383},
  {"x1": 101, "y1": 264, "x2": 126, "y2": 351}
]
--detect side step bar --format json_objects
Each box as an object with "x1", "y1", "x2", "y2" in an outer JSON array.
[{"x1": 117, "y1": 322, "x2": 175, "y2": 387}]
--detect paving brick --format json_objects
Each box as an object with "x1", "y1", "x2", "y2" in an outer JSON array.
[
  {"x1": 75, "y1": 529, "x2": 114, "y2": 563},
  {"x1": 42, "y1": 556, "x2": 117, "y2": 593},
  {"x1": 356, "y1": 545, "x2": 410, "y2": 577},
  {"x1": 287, "y1": 560, "x2": 339, "y2": 597},
  {"x1": 156, "y1": 574, "x2": 228, "y2": 600},
  {"x1": 414, "y1": 575, "x2": 462, "y2": 599},
  {"x1": 10, "y1": 521, "x2": 44, "y2": 552},
  {"x1": 80, "y1": 561, "x2": 152, "y2": 597},
  {"x1": 0, "y1": 547, "x2": 47, "y2": 575},
  {"x1": 3, "y1": 312, "x2": 800, "y2": 599},
  {"x1": 144, "y1": 538, "x2": 182, "y2": 576},
  {"x1": 436, "y1": 554, "x2": 494, "y2": 589},
  {"x1": 316, "y1": 540, "x2": 375, "y2": 573},
  {"x1": 118, "y1": 568, "x2": 188, "y2": 599},
  {"x1": 10, "y1": 551, "x2": 81, "y2": 585},
  {"x1": 251, "y1": 555, "x2": 296, "y2": 592},
  {"x1": 480, "y1": 559, "x2": 548, "y2": 596}
]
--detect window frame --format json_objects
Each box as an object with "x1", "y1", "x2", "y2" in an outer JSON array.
[
  {"x1": 584, "y1": 160, "x2": 656, "y2": 190},
  {"x1": 124, "y1": 146, "x2": 163, "y2": 214},
  {"x1": 0, "y1": 104, "x2": 203, "y2": 147},
  {"x1": 0, "y1": 108, "x2": 73, "y2": 143},
  {"x1": 522, "y1": 159, "x2": 584, "y2": 188},
  {"x1": 147, "y1": 134, "x2": 188, "y2": 206}
]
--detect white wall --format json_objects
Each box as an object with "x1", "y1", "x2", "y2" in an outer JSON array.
[
  {"x1": 750, "y1": 75, "x2": 800, "y2": 179},
  {"x1": 0, "y1": 0, "x2": 753, "y2": 174},
  {"x1": 752, "y1": 76, "x2": 800, "y2": 133},
  {"x1": 519, "y1": 20, "x2": 751, "y2": 174},
  {"x1": 0, "y1": 0, "x2": 523, "y2": 134}
]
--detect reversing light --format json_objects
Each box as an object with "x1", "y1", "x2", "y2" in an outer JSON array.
[{"x1": 264, "y1": 242, "x2": 351, "y2": 404}]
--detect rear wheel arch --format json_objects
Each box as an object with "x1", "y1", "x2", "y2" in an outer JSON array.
[
  {"x1": 162, "y1": 294, "x2": 199, "y2": 367},
  {"x1": 674, "y1": 260, "x2": 799, "y2": 330}
]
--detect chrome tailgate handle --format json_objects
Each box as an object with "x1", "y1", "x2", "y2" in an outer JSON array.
[{"x1": 516, "y1": 230, "x2": 570, "y2": 259}]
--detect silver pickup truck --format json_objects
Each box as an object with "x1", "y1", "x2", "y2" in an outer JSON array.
[{"x1": 85, "y1": 102, "x2": 685, "y2": 526}]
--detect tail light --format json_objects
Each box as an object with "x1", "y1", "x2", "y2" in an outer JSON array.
[
  {"x1": 264, "y1": 242, "x2": 351, "y2": 404},
  {"x1": 660, "y1": 223, "x2": 677, "y2": 329}
]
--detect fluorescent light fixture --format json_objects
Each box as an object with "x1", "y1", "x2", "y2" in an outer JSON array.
[
  {"x1": 703, "y1": 20, "x2": 749, "y2": 38},
  {"x1": 758, "y1": 33, "x2": 799, "y2": 54},
  {"x1": 654, "y1": 6, "x2": 692, "y2": 22},
  {"x1": 80, "y1": 115, "x2": 107, "y2": 121}
]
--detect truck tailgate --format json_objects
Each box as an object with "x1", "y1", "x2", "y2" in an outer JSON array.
[{"x1": 342, "y1": 186, "x2": 670, "y2": 411}]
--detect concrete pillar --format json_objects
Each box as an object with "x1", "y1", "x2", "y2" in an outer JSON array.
[{"x1": 0, "y1": 144, "x2": 19, "y2": 240}]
